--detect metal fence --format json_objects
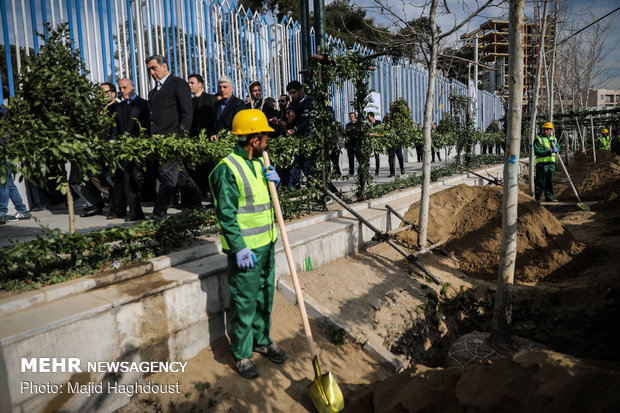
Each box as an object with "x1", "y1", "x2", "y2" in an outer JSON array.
[{"x1": 0, "y1": 0, "x2": 504, "y2": 128}]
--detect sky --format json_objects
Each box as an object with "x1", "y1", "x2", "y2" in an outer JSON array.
[{"x1": 325, "y1": 0, "x2": 620, "y2": 90}]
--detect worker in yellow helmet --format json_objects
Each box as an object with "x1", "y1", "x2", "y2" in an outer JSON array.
[
  {"x1": 209, "y1": 109, "x2": 287, "y2": 379},
  {"x1": 534, "y1": 122, "x2": 560, "y2": 202},
  {"x1": 596, "y1": 128, "x2": 611, "y2": 151}
]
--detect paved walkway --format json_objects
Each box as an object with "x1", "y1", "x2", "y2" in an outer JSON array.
[{"x1": 0, "y1": 157, "x2": 451, "y2": 246}]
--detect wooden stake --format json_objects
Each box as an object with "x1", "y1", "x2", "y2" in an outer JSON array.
[{"x1": 590, "y1": 116, "x2": 596, "y2": 164}]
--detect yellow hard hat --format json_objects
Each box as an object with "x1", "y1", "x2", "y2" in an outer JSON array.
[
  {"x1": 602, "y1": 128, "x2": 609, "y2": 134},
  {"x1": 542, "y1": 122, "x2": 554, "y2": 130},
  {"x1": 231, "y1": 109, "x2": 275, "y2": 135}
]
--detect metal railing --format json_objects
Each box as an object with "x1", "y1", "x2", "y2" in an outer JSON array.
[{"x1": 0, "y1": 0, "x2": 504, "y2": 128}]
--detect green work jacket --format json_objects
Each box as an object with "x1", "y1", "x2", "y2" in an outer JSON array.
[
  {"x1": 209, "y1": 145, "x2": 277, "y2": 253},
  {"x1": 597, "y1": 135, "x2": 611, "y2": 151},
  {"x1": 534, "y1": 135, "x2": 558, "y2": 164}
]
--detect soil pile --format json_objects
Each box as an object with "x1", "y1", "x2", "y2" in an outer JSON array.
[
  {"x1": 558, "y1": 150, "x2": 620, "y2": 201},
  {"x1": 399, "y1": 185, "x2": 585, "y2": 282},
  {"x1": 344, "y1": 350, "x2": 620, "y2": 413}
]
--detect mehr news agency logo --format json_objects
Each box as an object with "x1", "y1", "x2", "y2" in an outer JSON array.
[{"x1": 20, "y1": 357, "x2": 186, "y2": 396}]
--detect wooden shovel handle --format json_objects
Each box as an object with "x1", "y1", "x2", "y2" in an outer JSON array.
[
  {"x1": 263, "y1": 152, "x2": 318, "y2": 358},
  {"x1": 550, "y1": 141, "x2": 583, "y2": 204}
]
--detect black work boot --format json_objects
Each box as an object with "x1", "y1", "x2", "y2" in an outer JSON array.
[
  {"x1": 253, "y1": 343, "x2": 288, "y2": 364},
  {"x1": 235, "y1": 358, "x2": 259, "y2": 379}
]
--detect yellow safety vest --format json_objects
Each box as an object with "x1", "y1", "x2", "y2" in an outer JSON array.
[
  {"x1": 536, "y1": 135, "x2": 556, "y2": 164},
  {"x1": 215, "y1": 153, "x2": 277, "y2": 251},
  {"x1": 597, "y1": 135, "x2": 610, "y2": 151}
]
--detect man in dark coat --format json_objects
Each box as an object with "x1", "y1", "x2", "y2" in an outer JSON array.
[
  {"x1": 285, "y1": 80, "x2": 316, "y2": 189},
  {"x1": 209, "y1": 75, "x2": 245, "y2": 140},
  {"x1": 246, "y1": 80, "x2": 278, "y2": 134},
  {"x1": 146, "y1": 55, "x2": 201, "y2": 220},
  {"x1": 188, "y1": 73, "x2": 218, "y2": 138},
  {"x1": 117, "y1": 77, "x2": 150, "y2": 221},
  {"x1": 188, "y1": 73, "x2": 218, "y2": 200}
]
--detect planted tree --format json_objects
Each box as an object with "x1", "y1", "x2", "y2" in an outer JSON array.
[
  {"x1": 491, "y1": 0, "x2": 525, "y2": 343},
  {"x1": 369, "y1": 0, "x2": 496, "y2": 247},
  {"x1": 0, "y1": 24, "x2": 115, "y2": 233}
]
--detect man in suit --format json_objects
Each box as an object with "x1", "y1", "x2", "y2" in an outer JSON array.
[
  {"x1": 117, "y1": 77, "x2": 150, "y2": 221},
  {"x1": 146, "y1": 55, "x2": 201, "y2": 220},
  {"x1": 188, "y1": 73, "x2": 217, "y2": 138},
  {"x1": 188, "y1": 73, "x2": 218, "y2": 200},
  {"x1": 209, "y1": 76, "x2": 245, "y2": 140}
]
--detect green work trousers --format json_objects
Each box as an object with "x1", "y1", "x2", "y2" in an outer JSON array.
[
  {"x1": 226, "y1": 242, "x2": 275, "y2": 360},
  {"x1": 535, "y1": 162, "x2": 555, "y2": 201}
]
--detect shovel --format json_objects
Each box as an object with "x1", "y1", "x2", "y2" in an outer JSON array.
[
  {"x1": 550, "y1": 141, "x2": 590, "y2": 211},
  {"x1": 263, "y1": 152, "x2": 344, "y2": 413}
]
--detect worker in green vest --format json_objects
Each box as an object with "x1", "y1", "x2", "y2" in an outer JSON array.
[
  {"x1": 596, "y1": 128, "x2": 611, "y2": 151},
  {"x1": 534, "y1": 122, "x2": 560, "y2": 202},
  {"x1": 209, "y1": 109, "x2": 286, "y2": 379}
]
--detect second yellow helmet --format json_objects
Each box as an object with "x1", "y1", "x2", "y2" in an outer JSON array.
[{"x1": 542, "y1": 122, "x2": 554, "y2": 130}]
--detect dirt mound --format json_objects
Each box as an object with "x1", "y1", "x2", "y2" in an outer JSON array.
[
  {"x1": 344, "y1": 350, "x2": 620, "y2": 413},
  {"x1": 399, "y1": 185, "x2": 585, "y2": 283},
  {"x1": 558, "y1": 150, "x2": 620, "y2": 201}
]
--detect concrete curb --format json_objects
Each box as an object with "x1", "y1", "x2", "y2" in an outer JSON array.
[
  {"x1": 0, "y1": 241, "x2": 219, "y2": 316},
  {"x1": 277, "y1": 278, "x2": 404, "y2": 373}
]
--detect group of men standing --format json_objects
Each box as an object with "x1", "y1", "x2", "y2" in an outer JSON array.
[{"x1": 80, "y1": 55, "x2": 320, "y2": 221}]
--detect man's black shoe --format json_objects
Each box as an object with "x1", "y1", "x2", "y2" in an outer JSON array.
[
  {"x1": 106, "y1": 212, "x2": 126, "y2": 220},
  {"x1": 235, "y1": 358, "x2": 259, "y2": 379},
  {"x1": 253, "y1": 343, "x2": 287, "y2": 364},
  {"x1": 80, "y1": 207, "x2": 103, "y2": 217},
  {"x1": 150, "y1": 213, "x2": 165, "y2": 222},
  {"x1": 125, "y1": 214, "x2": 145, "y2": 222},
  {"x1": 388, "y1": 174, "x2": 395, "y2": 178}
]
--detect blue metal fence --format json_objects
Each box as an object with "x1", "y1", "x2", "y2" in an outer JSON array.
[{"x1": 0, "y1": 0, "x2": 504, "y2": 129}]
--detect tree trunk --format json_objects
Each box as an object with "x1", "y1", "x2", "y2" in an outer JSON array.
[
  {"x1": 65, "y1": 182, "x2": 76, "y2": 234},
  {"x1": 576, "y1": 119, "x2": 585, "y2": 152},
  {"x1": 591, "y1": 116, "x2": 596, "y2": 164},
  {"x1": 417, "y1": 0, "x2": 440, "y2": 249},
  {"x1": 548, "y1": 0, "x2": 559, "y2": 122},
  {"x1": 528, "y1": 0, "x2": 549, "y2": 197},
  {"x1": 490, "y1": 0, "x2": 525, "y2": 344}
]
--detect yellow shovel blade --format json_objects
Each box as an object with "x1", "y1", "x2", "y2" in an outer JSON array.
[{"x1": 308, "y1": 356, "x2": 344, "y2": 413}]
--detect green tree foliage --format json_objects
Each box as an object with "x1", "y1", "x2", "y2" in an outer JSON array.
[
  {"x1": 436, "y1": 94, "x2": 478, "y2": 163},
  {"x1": 378, "y1": 98, "x2": 420, "y2": 150},
  {"x1": 389, "y1": 17, "x2": 439, "y2": 62},
  {"x1": 240, "y1": 0, "x2": 379, "y2": 48},
  {"x1": 0, "y1": 24, "x2": 115, "y2": 230},
  {"x1": 324, "y1": 0, "x2": 379, "y2": 48},
  {"x1": 477, "y1": 120, "x2": 504, "y2": 151}
]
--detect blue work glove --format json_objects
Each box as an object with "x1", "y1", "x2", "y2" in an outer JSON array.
[
  {"x1": 550, "y1": 146, "x2": 559, "y2": 153},
  {"x1": 263, "y1": 165, "x2": 280, "y2": 185},
  {"x1": 235, "y1": 247, "x2": 257, "y2": 270}
]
